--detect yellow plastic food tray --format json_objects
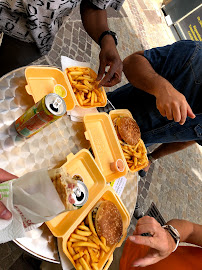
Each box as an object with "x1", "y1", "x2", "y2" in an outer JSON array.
[
  {"x1": 46, "y1": 149, "x2": 130, "y2": 270},
  {"x1": 83, "y1": 112, "x2": 128, "y2": 183},
  {"x1": 109, "y1": 109, "x2": 148, "y2": 173},
  {"x1": 64, "y1": 66, "x2": 107, "y2": 109},
  {"x1": 25, "y1": 66, "x2": 107, "y2": 110}
]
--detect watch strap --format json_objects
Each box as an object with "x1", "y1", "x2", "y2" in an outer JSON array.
[
  {"x1": 162, "y1": 225, "x2": 180, "y2": 252},
  {"x1": 98, "y1": 30, "x2": 118, "y2": 47}
]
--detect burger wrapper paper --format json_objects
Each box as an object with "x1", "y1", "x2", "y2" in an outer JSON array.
[{"x1": 0, "y1": 169, "x2": 65, "y2": 244}]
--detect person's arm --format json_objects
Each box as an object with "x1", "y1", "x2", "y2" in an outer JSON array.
[
  {"x1": 150, "y1": 141, "x2": 196, "y2": 160},
  {"x1": 167, "y1": 219, "x2": 202, "y2": 247},
  {"x1": 0, "y1": 168, "x2": 17, "y2": 220},
  {"x1": 143, "y1": 141, "x2": 196, "y2": 173},
  {"x1": 80, "y1": 0, "x2": 122, "y2": 87},
  {"x1": 123, "y1": 51, "x2": 195, "y2": 125},
  {"x1": 129, "y1": 216, "x2": 202, "y2": 267}
]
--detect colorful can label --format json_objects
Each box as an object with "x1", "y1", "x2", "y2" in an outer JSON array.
[
  {"x1": 72, "y1": 180, "x2": 89, "y2": 208},
  {"x1": 15, "y1": 93, "x2": 66, "y2": 138}
]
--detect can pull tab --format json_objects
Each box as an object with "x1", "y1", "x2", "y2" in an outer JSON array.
[{"x1": 50, "y1": 97, "x2": 62, "y2": 112}]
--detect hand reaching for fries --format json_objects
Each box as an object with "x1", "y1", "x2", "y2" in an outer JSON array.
[
  {"x1": 65, "y1": 67, "x2": 106, "y2": 107},
  {"x1": 97, "y1": 36, "x2": 122, "y2": 87},
  {"x1": 67, "y1": 211, "x2": 110, "y2": 270}
]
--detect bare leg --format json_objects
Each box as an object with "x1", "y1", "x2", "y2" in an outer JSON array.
[{"x1": 144, "y1": 141, "x2": 196, "y2": 172}]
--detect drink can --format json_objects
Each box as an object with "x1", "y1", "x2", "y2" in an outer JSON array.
[
  {"x1": 72, "y1": 180, "x2": 89, "y2": 208},
  {"x1": 15, "y1": 93, "x2": 66, "y2": 138}
]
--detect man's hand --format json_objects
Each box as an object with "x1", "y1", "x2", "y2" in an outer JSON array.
[
  {"x1": 97, "y1": 35, "x2": 122, "y2": 87},
  {"x1": 80, "y1": 1, "x2": 122, "y2": 87},
  {"x1": 155, "y1": 85, "x2": 195, "y2": 125},
  {"x1": 0, "y1": 168, "x2": 17, "y2": 220},
  {"x1": 123, "y1": 52, "x2": 196, "y2": 125},
  {"x1": 129, "y1": 216, "x2": 176, "y2": 267}
]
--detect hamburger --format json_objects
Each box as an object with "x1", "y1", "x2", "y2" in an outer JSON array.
[
  {"x1": 91, "y1": 200, "x2": 123, "y2": 246},
  {"x1": 113, "y1": 116, "x2": 141, "y2": 146}
]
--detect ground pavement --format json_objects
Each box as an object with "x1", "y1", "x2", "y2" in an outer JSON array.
[{"x1": 1, "y1": 0, "x2": 201, "y2": 269}]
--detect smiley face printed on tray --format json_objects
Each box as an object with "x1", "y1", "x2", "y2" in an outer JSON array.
[{"x1": 113, "y1": 116, "x2": 148, "y2": 171}]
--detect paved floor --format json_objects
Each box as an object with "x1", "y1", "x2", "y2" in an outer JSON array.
[{"x1": 1, "y1": 0, "x2": 202, "y2": 269}]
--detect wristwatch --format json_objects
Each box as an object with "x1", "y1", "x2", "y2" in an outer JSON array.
[
  {"x1": 98, "y1": 30, "x2": 118, "y2": 47},
  {"x1": 162, "y1": 225, "x2": 180, "y2": 252}
]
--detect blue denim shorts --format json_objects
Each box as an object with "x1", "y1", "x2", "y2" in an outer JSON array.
[
  {"x1": 107, "y1": 86, "x2": 202, "y2": 146},
  {"x1": 107, "y1": 41, "x2": 202, "y2": 146}
]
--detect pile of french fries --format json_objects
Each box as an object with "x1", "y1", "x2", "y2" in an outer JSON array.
[
  {"x1": 67, "y1": 211, "x2": 110, "y2": 270},
  {"x1": 65, "y1": 67, "x2": 104, "y2": 107},
  {"x1": 119, "y1": 139, "x2": 148, "y2": 171}
]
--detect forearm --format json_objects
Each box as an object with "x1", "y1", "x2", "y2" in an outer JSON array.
[
  {"x1": 80, "y1": 0, "x2": 114, "y2": 46},
  {"x1": 151, "y1": 141, "x2": 195, "y2": 160},
  {"x1": 167, "y1": 219, "x2": 202, "y2": 247},
  {"x1": 123, "y1": 52, "x2": 173, "y2": 98}
]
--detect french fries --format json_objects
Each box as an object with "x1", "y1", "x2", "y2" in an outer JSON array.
[
  {"x1": 67, "y1": 211, "x2": 110, "y2": 270},
  {"x1": 92, "y1": 263, "x2": 99, "y2": 270},
  {"x1": 71, "y1": 233, "x2": 88, "y2": 241},
  {"x1": 65, "y1": 67, "x2": 105, "y2": 107},
  {"x1": 76, "y1": 262, "x2": 83, "y2": 270},
  {"x1": 120, "y1": 138, "x2": 148, "y2": 171},
  {"x1": 87, "y1": 211, "x2": 97, "y2": 236},
  {"x1": 75, "y1": 229, "x2": 92, "y2": 237}
]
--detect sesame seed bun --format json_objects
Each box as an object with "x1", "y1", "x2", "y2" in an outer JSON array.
[
  {"x1": 117, "y1": 117, "x2": 140, "y2": 145},
  {"x1": 95, "y1": 201, "x2": 123, "y2": 246}
]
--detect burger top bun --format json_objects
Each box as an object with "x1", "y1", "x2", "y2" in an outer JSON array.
[
  {"x1": 118, "y1": 117, "x2": 141, "y2": 145},
  {"x1": 95, "y1": 201, "x2": 123, "y2": 246}
]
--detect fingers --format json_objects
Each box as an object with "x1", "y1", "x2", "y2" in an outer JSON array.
[
  {"x1": 0, "y1": 169, "x2": 15, "y2": 220},
  {"x1": 97, "y1": 60, "x2": 106, "y2": 82},
  {"x1": 100, "y1": 71, "x2": 121, "y2": 87},
  {"x1": 133, "y1": 216, "x2": 161, "y2": 237},
  {"x1": 172, "y1": 104, "x2": 181, "y2": 123},
  {"x1": 0, "y1": 168, "x2": 17, "y2": 182},
  {"x1": 0, "y1": 201, "x2": 12, "y2": 220},
  {"x1": 129, "y1": 235, "x2": 156, "y2": 249},
  {"x1": 165, "y1": 107, "x2": 173, "y2": 121},
  {"x1": 178, "y1": 103, "x2": 187, "y2": 125},
  {"x1": 132, "y1": 255, "x2": 159, "y2": 268},
  {"x1": 179, "y1": 101, "x2": 195, "y2": 125},
  {"x1": 156, "y1": 89, "x2": 196, "y2": 125},
  {"x1": 187, "y1": 104, "x2": 196, "y2": 119},
  {"x1": 136, "y1": 216, "x2": 160, "y2": 226},
  {"x1": 159, "y1": 102, "x2": 195, "y2": 125},
  {"x1": 99, "y1": 65, "x2": 121, "y2": 87},
  {"x1": 134, "y1": 224, "x2": 156, "y2": 236},
  {"x1": 97, "y1": 47, "x2": 122, "y2": 87}
]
